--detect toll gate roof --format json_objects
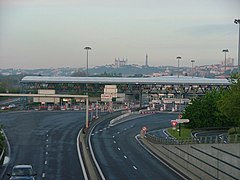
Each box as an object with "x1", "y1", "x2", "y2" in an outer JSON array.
[{"x1": 21, "y1": 76, "x2": 231, "y2": 86}]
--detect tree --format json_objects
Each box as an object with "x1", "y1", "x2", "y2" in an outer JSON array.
[
  {"x1": 217, "y1": 74, "x2": 240, "y2": 127},
  {"x1": 183, "y1": 90, "x2": 227, "y2": 129}
]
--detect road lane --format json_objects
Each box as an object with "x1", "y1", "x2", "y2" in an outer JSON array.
[
  {"x1": 91, "y1": 113, "x2": 182, "y2": 180},
  {"x1": 0, "y1": 111, "x2": 86, "y2": 180}
]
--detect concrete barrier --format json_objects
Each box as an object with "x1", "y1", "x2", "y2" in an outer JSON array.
[
  {"x1": 141, "y1": 137, "x2": 240, "y2": 180},
  {"x1": 77, "y1": 111, "x2": 126, "y2": 180}
]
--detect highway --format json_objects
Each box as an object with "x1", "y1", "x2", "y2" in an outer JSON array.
[
  {"x1": 0, "y1": 111, "x2": 86, "y2": 180},
  {"x1": 90, "y1": 113, "x2": 183, "y2": 180}
]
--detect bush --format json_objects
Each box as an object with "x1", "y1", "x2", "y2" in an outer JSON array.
[{"x1": 228, "y1": 127, "x2": 240, "y2": 135}]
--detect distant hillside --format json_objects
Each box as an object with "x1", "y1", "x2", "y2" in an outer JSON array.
[{"x1": 90, "y1": 65, "x2": 167, "y2": 76}]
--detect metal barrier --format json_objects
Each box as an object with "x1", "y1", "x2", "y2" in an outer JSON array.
[{"x1": 145, "y1": 133, "x2": 240, "y2": 145}]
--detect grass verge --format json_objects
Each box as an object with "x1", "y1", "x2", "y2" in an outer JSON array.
[{"x1": 167, "y1": 126, "x2": 192, "y2": 139}]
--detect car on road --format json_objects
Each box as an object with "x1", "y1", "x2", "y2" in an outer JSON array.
[{"x1": 7, "y1": 165, "x2": 37, "y2": 180}]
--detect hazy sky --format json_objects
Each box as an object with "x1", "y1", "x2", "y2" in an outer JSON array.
[{"x1": 0, "y1": 0, "x2": 239, "y2": 69}]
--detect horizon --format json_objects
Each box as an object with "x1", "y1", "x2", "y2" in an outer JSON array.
[
  {"x1": 0, "y1": 0, "x2": 239, "y2": 69},
  {"x1": 0, "y1": 61, "x2": 237, "y2": 71}
]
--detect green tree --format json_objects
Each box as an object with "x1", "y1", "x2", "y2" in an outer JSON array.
[
  {"x1": 218, "y1": 74, "x2": 240, "y2": 127},
  {"x1": 183, "y1": 90, "x2": 227, "y2": 128}
]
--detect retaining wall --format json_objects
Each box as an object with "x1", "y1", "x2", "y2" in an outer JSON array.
[{"x1": 142, "y1": 138, "x2": 240, "y2": 180}]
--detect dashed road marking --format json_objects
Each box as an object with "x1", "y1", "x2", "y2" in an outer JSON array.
[
  {"x1": 42, "y1": 173, "x2": 46, "y2": 178},
  {"x1": 46, "y1": 144, "x2": 49, "y2": 148},
  {"x1": 118, "y1": 147, "x2": 121, "y2": 151},
  {"x1": 45, "y1": 161, "x2": 47, "y2": 165},
  {"x1": 124, "y1": 155, "x2": 127, "y2": 159},
  {"x1": 46, "y1": 152, "x2": 48, "y2": 155},
  {"x1": 99, "y1": 129, "x2": 103, "y2": 132},
  {"x1": 113, "y1": 141, "x2": 116, "y2": 144},
  {"x1": 133, "y1": 166, "x2": 137, "y2": 170},
  {"x1": 113, "y1": 135, "x2": 115, "y2": 138},
  {"x1": 91, "y1": 133, "x2": 94, "y2": 136}
]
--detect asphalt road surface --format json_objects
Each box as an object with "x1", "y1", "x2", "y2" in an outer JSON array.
[
  {"x1": 90, "y1": 113, "x2": 183, "y2": 180},
  {"x1": 0, "y1": 111, "x2": 86, "y2": 180}
]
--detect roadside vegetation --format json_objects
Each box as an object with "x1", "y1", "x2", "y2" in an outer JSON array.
[
  {"x1": 167, "y1": 126, "x2": 192, "y2": 139},
  {"x1": 0, "y1": 74, "x2": 22, "y2": 96},
  {"x1": 181, "y1": 74, "x2": 240, "y2": 134}
]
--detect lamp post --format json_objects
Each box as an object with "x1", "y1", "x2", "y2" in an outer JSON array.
[
  {"x1": 84, "y1": 46, "x2": 91, "y2": 76},
  {"x1": 222, "y1": 49, "x2": 229, "y2": 75},
  {"x1": 176, "y1": 56, "x2": 182, "y2": 78},
  {"x1": 190, "y1": 59, "x2": 195, "y2": 78},
  {"x1": 234, "y1": 19, "x2": 240, "y2": 74}
]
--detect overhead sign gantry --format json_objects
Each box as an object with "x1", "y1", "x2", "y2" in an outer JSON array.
[{"x1": 0, "y1": 93, "x2": 90, "y2": 128}]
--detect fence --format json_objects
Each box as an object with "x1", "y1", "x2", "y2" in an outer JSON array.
[{"x1": 146, "y1": 133, "x2": 240, "y2": 145}]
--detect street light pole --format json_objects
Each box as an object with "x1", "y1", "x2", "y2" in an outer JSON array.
[
  {"x1": 84, "y1": 46, "x2": 91, "y2": 76},
  {"x1": 234, "y1": 19, "x2": 240, "y2": 74},
  {"x1": 176, "y1": 56, "x2": 182, "y2": 78},
  {"x1": 191, "y1": 59, "x2": 195, "y2": 78},
  {"x1": 222, "y1": 49, "x2": 229, "y2": 76}
]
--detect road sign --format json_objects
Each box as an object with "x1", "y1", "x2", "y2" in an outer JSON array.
[
  {"x1": 171, "y1": 120, "x2": 177, "y2": 126},
  {"x1": 176, "y1": 119, "x2": 190, "y2": 123},
  {"x1": 178, "y1": 114, "x2": 182, "y2": 119},
  {"x1": 142, "y1": 126, "x2": 147, "y2": 131}
]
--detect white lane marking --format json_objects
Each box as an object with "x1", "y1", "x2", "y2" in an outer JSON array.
[
  {"x1": 46, "y1": 134, "x2": 48, "y2": 137},
  {"x1": 118, "y1": 147, "x2": 121, "y2": 151},
  {"x1": 113, "y1": 141, "x2": 116, "y2": 144},
  {"x1": 99, "y1": 129, "x2": 103, "y2": 132},
  {"x1": 91, "y1": 133, "x2": 94, "y2": 136},
  {"x1": 124, "y1": 155, "x2": 127, "y2": 159},
  {"x1": 163, "y1": 129, "x2": 169, "y2": 137},
  {"x1": 46, "y1": 144, "x2": 48, "y2": 148},
  {"x1": 117, "y1": 132, "x2": 120, "y2": 134},
  {"x1": 103, "y1": 128, "x2": 107, "y2": 130},
  {"x1": 124, "y1": 128, "x2": 127, "y2": 131},
  {"x1": 46, "y1": 152, "x2": 48, "y2": 155},
  {"x1": 46, "y1": 139, "x2": 48, "y2": 142},
  {"x1": 77, "y1": 128, "x2": 88, "y2": 180},
  {"x1": 133, "y1": 166, "x2": 137, "y2": 170},
  {"x1": 45, "y1": 160, "x2": 47, "y2": 165},
  {"x1": 42, "y1": 173, "x2": 45, "y2": 178},
  {"x1": 113, "y1": 135, "x2": 115, "y2": 138},
  {"x1": 95, "y1": 131, "x2": 98, "y2": 134}
]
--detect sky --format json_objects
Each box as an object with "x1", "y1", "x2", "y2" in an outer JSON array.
[{"x1": 0, "y1": 0, "x2": 239, "y2": 69}]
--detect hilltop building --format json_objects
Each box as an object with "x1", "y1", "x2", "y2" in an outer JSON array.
[{"x1": 114, "y1": 58, "x2": 128, "y2": 68}]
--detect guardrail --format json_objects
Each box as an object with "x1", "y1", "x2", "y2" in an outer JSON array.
[{"x1": 145, "y1": 133, "x2": 240, "y2": 145}]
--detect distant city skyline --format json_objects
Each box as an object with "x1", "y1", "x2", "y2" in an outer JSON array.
[{"x1": 0, "y1": 0, "x2": 239, "y2": 69}]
